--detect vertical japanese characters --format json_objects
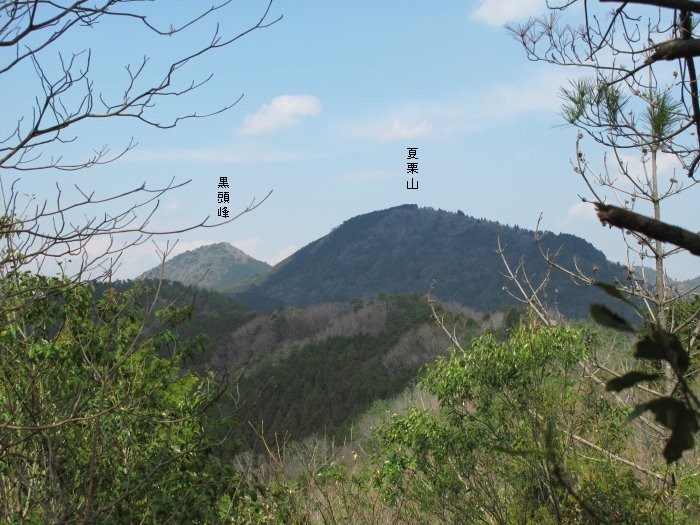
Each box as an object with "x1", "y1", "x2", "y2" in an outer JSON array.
[
  {"x1": 407, "y1": 147, "x2": 418, "y2": 189},
  {"x1": 217, "y1": 177, "x2": 230, "y2": 218}
]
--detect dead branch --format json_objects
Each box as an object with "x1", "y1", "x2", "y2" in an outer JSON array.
[
  {"x1": 0, "y1": 1, "x2": 282, "y2": 172},
  {"x1": 497, "y1": 235, "x2": 555, "y2": 326},
  {"x1": 600, "y1": 0, "x2": 700, "y2": 13},
  {"x1": 595, "y1": 203, "x2": 700, "y2": 256}
]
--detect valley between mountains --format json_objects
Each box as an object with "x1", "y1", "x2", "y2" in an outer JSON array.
[{"x1": 132, "y1": 204, "x2": 690, "y2": 446}]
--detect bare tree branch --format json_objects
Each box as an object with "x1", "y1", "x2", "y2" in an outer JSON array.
[
  {"x1": 595, "y1": 202, "x2": 700, "y2": 256},
  {"x1": 600, "y1": 0, "x2": 700, "y2": 13},
  {"x1": 0, "y1": 0, "x2": 282, "y2": 171}
]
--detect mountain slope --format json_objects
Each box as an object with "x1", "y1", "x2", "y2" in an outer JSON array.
[
  {"x1": 234, "y1": 204, "x2": 627, "y2": 319},
  {"x1": 222, "y1": 294, "x2": 492, "y2": 447},
  {"x1": 633, "y1": 266, "x2": 700, "y2": 294},
  {"x1": 141, "y1": 242, "x2": 269, "y2": 291}
]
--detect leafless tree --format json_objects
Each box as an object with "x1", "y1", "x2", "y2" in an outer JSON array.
[
  {"x1": 1, "y1": 0, "x2": 280, "y2": 170},
  {"x1": 0, "y1": 0, "x2": 279, "y2": 295},
  {"x1": 507, "y1": 1, "x2": 700, "y2": 335},
  {"x1": 0, "y1": 3, "x2": 282, "y2": 520},
  {"x1": 501, "y1": 0, "x2": 700, "y2": 477}
]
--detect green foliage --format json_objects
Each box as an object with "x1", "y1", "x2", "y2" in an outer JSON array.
[
  {"x1": 0, "y1": 274, "x2": 260, "y2": 523},
  {"x1": 234, "y1": 294, "x2": 474, "y2": 447},
  {"x1": 560, "y1": 78, "x2": 629, "y2": 127},
  {"x1": 371, "y1": 321, "x2": 675, "y2": 523},
  {"x1": 645, "y1": 90, "x2": 682, "y2": 144},
  {"x1": 674, "y1": 295, "x2": 700, "y2": 381},
  {"x1": 104, "y1": 278, "x2": 255, "y2": 365},
  {"x1": 240, "y1": 333, "x2": 409, "y2": 444},
  {"x1": 560, "y1": 78, "x2": 593, "y2": 124},
  {"x1": 592, "y1": 287, "x2": 700, "y2": 463}
]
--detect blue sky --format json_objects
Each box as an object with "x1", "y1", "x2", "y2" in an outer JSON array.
[{"x1": 4, "y1": 0, "x2": 699, "y2": 280}]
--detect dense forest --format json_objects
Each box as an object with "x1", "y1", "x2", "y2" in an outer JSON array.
[
  {"x1": 3, "y1": 273, "x2": 699, "y2": 522},
  {"x1": 233, "y1": 204, "x2": 630, "y2": 320}
]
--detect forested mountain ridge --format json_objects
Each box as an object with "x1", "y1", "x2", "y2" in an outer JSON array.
[
  {"x1": 234, "y1": 204, "x2": 628, "y2": 319},
  {"x1": 214, "y1": 294, "x2": 500, "y2": 447},
  {"x1": 140, "y1": 242, "x2": 269, "y2": 291},
  {"x1": 102, "y1": 280, "x2": 492, "y2": 444}
]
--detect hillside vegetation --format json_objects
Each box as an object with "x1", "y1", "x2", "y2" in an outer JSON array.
[
  {"x1": 105, "y1": 280, "x2": 503, "y2": 448},
  {"x1": 234, "y1": 205, "x2": 629, "y2": 319},
  {"x1": 141, "y1": 242, "x2": 270, "y2": 291},
  {"x1": 3, "y1": 268, "x2": 700, "y2": 523},
  {"x1": 226, "y1": 294, "x2": 500, "y2": 447}
]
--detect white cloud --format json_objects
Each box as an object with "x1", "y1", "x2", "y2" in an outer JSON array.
[
  {"x1": 39, "y1": 235, "x2": 160, "y2": 281},
  {"x1": 563, "y1": 201, "x2": 597, "y2": 224},
  {"x1": 379, "y1": 118, "x2": 433, "y2": 142},
  {"x1": 346, "y1": 106, "x2": 447, "y2": 143},
  {"x1": 471, "y1": 0, "x2": 544, "y2": 26},
  {"x1": 269, "y1": 245, "x2": 297, "y2": 265},
  {"x1": 346, "y1": 69, "x2": 570, "y2": 142},
  {"x1": 481, "y1": 70, "x2": 565, "y2": 115},
  {"x1": 231, "y1": 237, "x2": 266, "y2": 257},
  {"x1": 240, "y1": 95, "x2": 321, "y2": 135}
]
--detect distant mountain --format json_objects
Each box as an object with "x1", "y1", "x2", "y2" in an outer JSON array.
[
  {"x1": 140, "y1": 242, "x2": 269, "y2": 291},
  {"x1": 684, "y1": 275, "x2": 700, "y2": 292},
  {"x1": 234, "y1": 204, "x2": 629, "y2": 319},
  {"x1": 633, "y1": 266, "x2": 700, "y2": 295}
]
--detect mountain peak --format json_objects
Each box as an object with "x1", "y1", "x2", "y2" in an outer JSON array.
[
  {"x1": 140, "y1": 242, "x2": 270, "y2": 290},
  {"x1": 201, "y1": 242, "x2": 257, "y2": 262},
  {"x1": 235, "y1": 205, "x2": 625, "y2": 318}
]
